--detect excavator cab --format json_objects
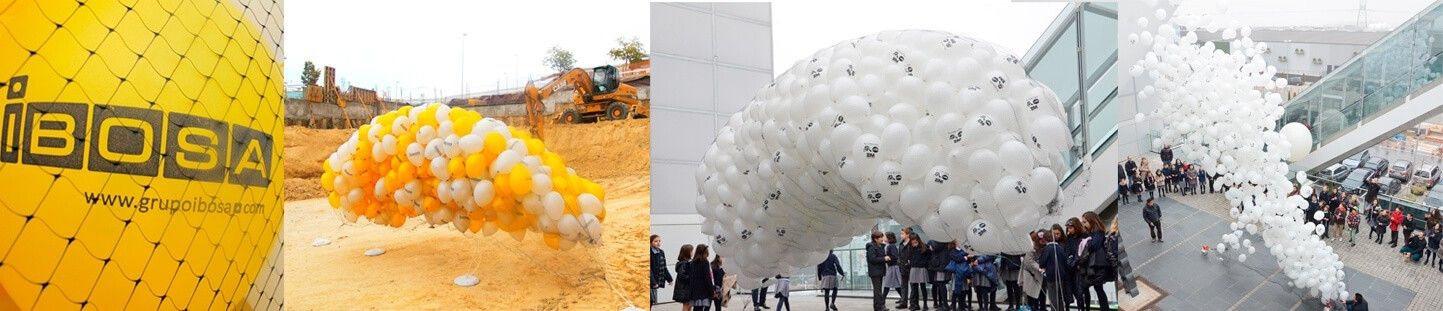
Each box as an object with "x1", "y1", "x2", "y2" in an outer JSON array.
[{"x1": 590, "y1": 65, "x2": 621, "y2": 94}]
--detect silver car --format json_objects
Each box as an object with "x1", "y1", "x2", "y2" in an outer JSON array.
[{"x1": 1414, "y1": 164, "x2": 1440, "y2": 188}]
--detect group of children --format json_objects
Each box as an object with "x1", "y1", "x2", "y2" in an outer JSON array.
[{"x1": 1119, "y1": 150, "x2": 1215, "y2": 205}]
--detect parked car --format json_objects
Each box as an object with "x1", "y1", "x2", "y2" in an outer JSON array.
[
  {"x1": 1381, "y1": 177, "x2": 1404, "y2": 196},
  {"x1": 1343, "y1": 150, "x2": 1371, "y2": 169},
  {"x1": 1321, "y1": 164, "x2": 1352, "y2": 181},
  {"x1": 1390, "y1": 160, "x2": 1414, "y2": 181},
  {"x1": 1364, "y1": 157, "x2": 1390, "y2": 176},
  {"x1": 1414, "y1": 164, "x2": 1440, "y2": 188},
  {"x1": 1342, "y1": 167, "x2": 1377, "y2": 194},
  {"x1": 1424, "y1": 184, "x2": 1443, "y2": 209}
]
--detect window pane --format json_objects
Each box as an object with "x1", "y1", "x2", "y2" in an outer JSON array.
[
  {"x1": 1082, "y1": 10, "x2": 1116, "y2": 80},
  {"x1": 1028, "y1": 19, "x2": 1080, "y2": 102}
]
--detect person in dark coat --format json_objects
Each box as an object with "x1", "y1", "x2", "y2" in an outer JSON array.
[
  {"x1": 817, "y1": 250, "x2": 845, "y2": 310},
  {"x1": 687, "y1": 245, "x2": 717, "y2": 311},
  {"x1": 712, "y1": 256, "x2": 727, "y2": 311},
  {"x1": 1124, "y1": 156, "x2": 1137, "y2": 184},
  {"x1": 1082, "y1": 212, "x2": 1113, "y2": 311},
  {"x1": 674, "y1": 244, "x2": 696, "y2": 309},
  {"x1": 906, "y1": 235, "x2": 931, "y2": 310},
  {"x1": 1347, "y1": 293, "x2": 1369, "y2": 311},
  {"x1": 1143, "y1": 198, "x2": 1162, "y2": 242},
  {"x1": 897, "y1": 229, "x2": 915, "y2": 309},
  {"x1": 866, "y1": 231, "x2": 889, "y2": 311},
  {"x1": 972, "y1": 255, "x2": 1000, "y2": 311},
  {"x1": 1160, "y1": 144, "x2": 1173, "y2": 167},
  {"x1": 927, "y1": 240, "x2": 953, "y2": 310},
  {"x1": 651, "y1": 235, "x2": 674, "y2": 305},
  {"x1": 1063, "y1": 219, "x2": 1085, "y2": 311},
  {"x1": 1040, "y1": 229, "x2": 1069, "y2": 311}
]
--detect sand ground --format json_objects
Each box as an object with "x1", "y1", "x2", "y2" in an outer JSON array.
[{"x1": 283, "y1": 119, "x2": 651, "y2": 310}]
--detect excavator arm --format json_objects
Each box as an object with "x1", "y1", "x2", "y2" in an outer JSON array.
[{"x1": 523, "y1": 68, "x2": 594, "y2": 138}]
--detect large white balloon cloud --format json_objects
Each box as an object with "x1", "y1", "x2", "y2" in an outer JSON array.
[
  {"x1": 1130, "y1": 0, "x2": 1347, "y2": 302},
  {"x1": 694, "y1": 30, "x2": 1073, "y2": 288}
]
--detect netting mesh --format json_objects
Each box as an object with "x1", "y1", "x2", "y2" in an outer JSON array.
[{"x1": 0, "y1": 0, "x2": 284, "y2": 309}]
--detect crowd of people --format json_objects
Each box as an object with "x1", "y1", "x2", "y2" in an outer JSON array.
[
  {"x1": 1118, "y1": 145, "x2": 1220, "y2": 205},
  {"x1": 650, "y1": 211, "x2": 1125, "y2": 311},
  {"x1": 1303, "y1": 182, "x2": 1443, "y2": 272}
]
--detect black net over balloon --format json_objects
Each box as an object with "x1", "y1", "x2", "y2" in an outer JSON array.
[{"x1": 0, "y1": 0, "x2": 284, "y2": 309}]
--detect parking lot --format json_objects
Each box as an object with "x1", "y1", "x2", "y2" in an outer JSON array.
[{"x1": 1317, "y1": 129, "x2": 1443, "y2": 208}]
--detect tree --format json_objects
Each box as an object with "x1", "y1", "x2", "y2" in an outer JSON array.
[
  {"x1": 607, "y1": 37, "x2": 648, "y2": 63},
  {"x1": 301, "y1": 61, "x2": 320, "y2": 86},
  {"x1": 542, "y1": 46, "x2": 576, "y2": 73}
]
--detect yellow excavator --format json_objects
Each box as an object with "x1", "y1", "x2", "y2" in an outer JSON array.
[{"x1": 524, "y1": 65, "x2": 646, "y2": 138}]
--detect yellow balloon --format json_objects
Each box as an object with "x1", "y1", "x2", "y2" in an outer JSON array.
[
  {"x1": 525, "y1": 139, "x2": 544, "y2": 156},
  {"x1": 464, "y1": 153, "x2": 488, "y2": 178},
  {"x1": 418, "y1": 105, "x2": 439, "y2": 126},
  {"x1": 583, "y1": 180, "x2": 605, "y2": 201},
  {"x1": 448, "y1": 157, "x2": 465, "y2": 178},
  {"x1": 321, "y1": 171, "x2": 336, "y2": 191},
  {"x1": 483, "y1": 132, "x2": 506, "y2": 154},
  {"x1": 328, "y1": 192, "x2": 341, "y2": 209},
  {"x1": 509, "y1": 165, "x2": 533, "y2": 196}
]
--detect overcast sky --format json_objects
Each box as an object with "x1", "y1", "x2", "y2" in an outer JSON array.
[
  {"x1": 283, "y1": 0, "x2": 650, "y2": 100},
  {"x1": 773, "y1": 0, "x2": 1066, "y2": 73},
  {"x1": 283, "y1": 0, "x2": 1434, "y2": 101},
  {"x1": 1173, "y1": 0, "x2": 1434, "y2": 30}
]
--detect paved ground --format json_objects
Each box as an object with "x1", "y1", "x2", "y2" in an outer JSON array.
[
  {"x1": 656, "y1": 288, "x2": 1119, "y2": 311},
  {"x1": 1118, "y1": 192, "x2": 1443, "y2": 310}
]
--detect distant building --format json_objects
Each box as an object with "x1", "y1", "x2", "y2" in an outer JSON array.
[{"x1": 1197, "y1": 27, "x2": 1387, "y2": 86}]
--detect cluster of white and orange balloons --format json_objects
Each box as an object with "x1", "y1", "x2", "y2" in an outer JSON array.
[{"x1": 321, "y1": 103, "x2": 606, "y2": 249}]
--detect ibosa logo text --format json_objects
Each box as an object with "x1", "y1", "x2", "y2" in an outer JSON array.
[{"x1": 2, "y1": 76, "x2": 273, "y2": 187}]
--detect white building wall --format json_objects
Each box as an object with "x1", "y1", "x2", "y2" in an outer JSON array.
[{"x1": 649, "y1": 2, "x2": 773, "y2": 302}]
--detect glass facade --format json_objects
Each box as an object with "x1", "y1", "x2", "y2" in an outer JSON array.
[
  {"x1": 1280, "y1": 1, "x2": 1443, "y2": 149},
  {"x1": 1024, "y1": 2, "x2": 1120, "y2": 186}
]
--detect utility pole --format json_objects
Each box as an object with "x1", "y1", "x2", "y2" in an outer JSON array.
[{"x1": 461, "y1": 33, "x2": 467, "y2": 98}]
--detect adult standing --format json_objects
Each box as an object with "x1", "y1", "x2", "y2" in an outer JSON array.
[
  {"x1": 750, "y1": 277, "x2": 772, "y2": 311},
  {"x1": 651, "y1": 235, "x2": 674, "y2": 305},
  {"x1": 1428, "y1": 224, "x2": 1442, "y2": 269},
  {"x1": 1347, "y1": 208, "x2": 1361, "y2": 247},
  {"x1": 688, "y1": 245, "x2": 717, "y2": 311},
  {"x1": 674, "y1": 245, "x2": 696, "y2": 310},
  {"x1": 1391, "y1": 208, "x2": 1405, "y2": 248},
  {"x1": 866, "y1": 232, "x2": 889, "y2": 311},
  {"x1": 1063, "y1": 219, "x2": 1087, "y2": 311},
  {"x1": 1373, "y1": 202, "x2": 1388, "y2": 245},
  {"x1": 1082, "y1": 212, "x2": 1113, "y2": 311},
  {"x1": 1124, "y1": 156, "x2": 1138, "y2": 184},
  {"x1": 712, "y1": 256, "x2": 727, "y2": 311},
  {"x1": 1365, "y1": 176, "x2": 1381, "y2": 204},
  {"x1": 1160, "y1": 144, "x2": 1174, "y2": 167},
  {"x1": 817, "y1": 250, "x2": 845, "y2": 311},
  {"x1": 1197, "y1": 168, "x2": 1210, "y2": 194},
  {"x1": 1143, "y1": 198, "x2": 1163, "y2": 243}
]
